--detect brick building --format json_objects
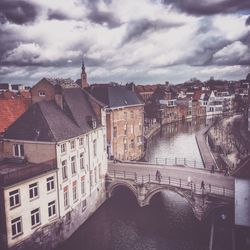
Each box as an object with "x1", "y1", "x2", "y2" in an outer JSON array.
[{"x1": 87, "y1": 83, "x2": 144, "y2": 161}]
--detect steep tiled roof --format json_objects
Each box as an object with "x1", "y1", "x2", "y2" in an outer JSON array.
[
  {"x1": 136, "y1": 84, "x2": 160, "y2": 92},
  {"x1": 0, "y1": 98, "x2": 30, "y2": 133},
  {"x1": 87, "y1": 84, "x2": 143, "y2": 108},
  {"x1": 4, "y1": 88, "x2": 101, "y2": 142}
]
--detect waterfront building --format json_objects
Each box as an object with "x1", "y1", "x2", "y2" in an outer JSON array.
[
  {"x1": 87, "y1": 83, "x2": 144, "y2": 160},
  {"x1": 206, "y1": 91, "x2": 223, "y2": 117},
  {"x1": 0, "y1": 79, "x2": 107, "y2": 249}
]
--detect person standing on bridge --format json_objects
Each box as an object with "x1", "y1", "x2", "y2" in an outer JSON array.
[
  {"x1": 210, "y1": 165, "x2": 215, "y2": 173},
  {"x1": 200, "y1": 180, "x2": 205, "y2": 189}
]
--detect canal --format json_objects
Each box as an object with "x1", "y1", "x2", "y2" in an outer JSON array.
[{"x1": 56, "y1": 119, "x2": 233, "y2": 250}]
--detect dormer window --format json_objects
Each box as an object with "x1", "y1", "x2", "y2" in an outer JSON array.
[
  {"x1": 13, "y1": 144, "x2": 24, "y2": 158},
  {"x1": 38, "y1": 91, "x2": 45, "y2": 97},
  {"x1": 92, "y1": 120, "x2": 96, "y2": 129},
  {"x1": 70, "y1": 140, "x2": 75, "y2": 150}
]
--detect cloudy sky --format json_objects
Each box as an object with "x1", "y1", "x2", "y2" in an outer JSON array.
[{"x1": 0, "y1": 0, "x2": 250, "y2": 86}]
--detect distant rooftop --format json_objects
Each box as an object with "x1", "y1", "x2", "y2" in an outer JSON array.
[{"x1": 44, "y1": 78, "x2": 80, "y2": 88}]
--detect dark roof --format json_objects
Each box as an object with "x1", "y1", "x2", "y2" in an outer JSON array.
[
  {"x1": 0, "y1": 159, "x2": 56, "y2": 186},
  {"x1": 44, "y1": 78, "x2": 79, "y2": 89},
  {"x1": 63, "y1": 88, "x2": 101, "y2": 132},
  {"x1": 4, "y1": 88, "x2": 101, "y2": 142},
  {"x1": 87, "y1": 84, "x2": 143, "y2": 108}
]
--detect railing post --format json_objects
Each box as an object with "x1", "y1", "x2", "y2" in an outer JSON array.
[
  {"x1": 194, "y1": 160, "x2": 196, "y2": 168},
  {"x1": 223, "y1": 187, "x2": 225, "y2": 196},
  {"x1": 124, "y1": 171, "x2": 126, "y2": 179},
  {"x1": 156, "y1": 158, "x2": 158, "y2": 164},
  {"x1": 134, "y1": 173, "x2": 137, "y2": 182},
  {"x1": 175, "y1": 157, "x2": 177, "y2": 165},
  {"x1": 165, "y1": 158, "x2": 167, "y2": 165},
  {"x1": 114, "y1": 170, "x2": 116, "y2": 178},
  {"x1": 169, "y1": 176, "x2": 170, "y2": 185},
  {"x1": 184, "y1": 158, "x2": 186, "y2": 165},
  {"x1": 180, "y1": 179, "x2": 181, "y2": 187},
  {"x1": 142, "y1": 176, "x2": 144, "y2": 184},
  {"x1": 209, "y1": 184, "x2": 211, "y2": 193},
  {"x1": 194, "y1": 184, "x2": 196, "y2": 193},
  {"x1": 149, "y1": 174, "x2": 150, "y2": 183}
]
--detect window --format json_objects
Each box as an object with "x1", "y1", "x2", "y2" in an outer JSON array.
[
  {"x1": 98, "y1": 164, "x2": 101, "y2": 179},
  {"x1": 48, "y1": 200, "x2": 56, "y2": 218},
  {"x1": 79, "y1": 137, "x2": 84, "y2": 146},
  {"x1": 113, "y1": 126, "x2": 117, "y2": 138},
  {"x1": 13, "y1": 144, "x2": 24, "y2": 158},
  {"x1": 90, "y1": 170, "x2": 93, "y2": 188},
  {"x1": 11, "y1": 217, "x2": 22, "y2": 237},
  {"x1": 94, "y1": 168, "x2": 97, "y2": 183},
  {"x1": 47, "y1": 176, "x2": 55, "y2": 192},
  {"x1": 130, "y1": 111, "x2": 134, "y2": 118},
  {"x1": 93, "y1": 139, "x2": 97, "y2": 157},
  {"x1": 31, "y1": 208, "x2": 40, "y2": 227},
  {"x1": 124, "y1": 138, "x2": 127, "y2": 151},
  {"x1": 61, "y1": 143, "x2": 66, "y2": 154},
  {"x1": 139, "y1": 123, "x2": 142, "y2": 132},
  {"x1": 72, "y1": 181, "x2": 77, "y2": 202},
  {"x1": 130, "y1": 139, "x2": 135, "y2": 149},
  {"x1": 131, "y1": 124, "x2": 134, "y2": 134},
  {"x1": 64, "y1": 186, "x2": 69, "y2": 208},
  {"x1": 70, "y1": 140, "x2": 75, "y2": 150},
  {"x1": 124, "y1": 112, "x2": 127, "y2": 120},
  {"x1": 81, "y1": 176, "x2": 85, "y2": 195},
  {"x1": 80, "y1": 153, "x2": 84, "y2": 170},
  {"x1": 38, "y1": 91, "x2": 45, "y2": 97},
  {"x1": 137, "y1": 136, "x2": 142, "y2": 143},
  {"x1": 9, "y1": 189, "x2": 20, "y2": 208},
  {"x1": 124, "y1": 124, "x2": 127, "y2": 135},
  {"x1": 62, "y1": 160, "x2": 67, "y2": 180},
  {"x1": 82, "y1": 199, "x2": 87, "y2": 212},
  {"x1": 71, "y1": 156, "x2": 76, "y2": 175},
  {"x1": 29, "y1": 183, "x2": 38, "y2": 199}
]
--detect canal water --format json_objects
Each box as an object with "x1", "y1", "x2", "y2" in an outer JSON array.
[{"x1": 56, "y1": 119, "x2": 233, "y2": 250}]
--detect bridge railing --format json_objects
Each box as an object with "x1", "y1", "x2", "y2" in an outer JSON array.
[
  {"x1": 109, "y1": 170, "x2": 234, "y2": 198},
  {"x1": 152, "y1": 157, "x2": 204, "y2": 168}
]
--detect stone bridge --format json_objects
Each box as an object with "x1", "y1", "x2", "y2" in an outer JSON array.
[{"x1": 106, "y1": 161, "x2": 235, "y2": 221}]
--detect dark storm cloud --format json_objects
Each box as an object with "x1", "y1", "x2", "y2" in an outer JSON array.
[
  {"x1": 122, "y1": 18, "x2": 183, "y2": 45},
  {"x1": 47, "y1": 10, "x2": 70, "y2": 21},
  {"x1": 163, "y1": 0, "x2": 250, "y2": 16},
  {"x1": 83, "y1": 0, "x2": 122, "y2": 28},
  {"x1": 246, "y1": 16, "x2": 250, "y2": 25},
  {"x1": 0, "y1": 0, "x2": 38, "y2": 25}
]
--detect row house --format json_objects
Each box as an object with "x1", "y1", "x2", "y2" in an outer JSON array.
[
  {"x1": 87, "y1": 83, "x2": 144, "y2": 161},
  {"x1": 0, "y1": 78, "x2": 107, "y2": 249}
]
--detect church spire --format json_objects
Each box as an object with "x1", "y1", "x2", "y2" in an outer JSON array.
[{"x1": 81, "y1": 56, "x2": 88, "y2": 88}]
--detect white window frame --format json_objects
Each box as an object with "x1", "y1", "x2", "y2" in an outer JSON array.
[
  {"x1": 72, "y1": 182, "x2": 78, "y2": 202},
  {"x1": 13, "y1": 144, "x2": 24, "y2": 158},
  {"x1": 46, "y1": 176, "x2": 55, "y2": 192},
  {"x1": 61, "y1": 143, "x2": 66, "y2": 154},
  {"x1": 11, "y1": 217, "x2": 22, "y2": 237},
  {"x1": 62, "y1": 160, "x2": 67, "y2": 180},
  {"x1": 80, "y1": 153, "x2": 84, "y2": 170},
  {"x1": 93, "y1": 139, "x2": 97, "y2": 157},
  {"x1": 64, "y1": 187, "x2": 69, "y2": 209},
  {"x1": 70, "y1": 140, "x2": 75, "y2": 150},
  {"x1": 71, "y1": 156, "x2": 76, "y2": 175},
  {"x1": 48, "y1": 200, "x2": 56, "y2": 218},
  {"x1": 38, "y1": 91, "x2": 45, "y2": 97},
  {"x1": 29, "y1": 182, "x2": 39, "y2": 200},
  {"x1": 9, "y1": 189, "x2": 20, "y2": 208},
  {"x1": 81, "y1": 176, "x2": 85, "y2": 195},
  {"x1": 31, "y1": 208, "x2": 40, "y2": 228},
  {"x1": 79, "y1": 137, "x2": 84, "y2": 146}
]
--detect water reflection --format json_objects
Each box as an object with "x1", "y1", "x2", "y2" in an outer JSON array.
[{"x1": 145, "y1": 118, "x2": 208, "y2": 165}]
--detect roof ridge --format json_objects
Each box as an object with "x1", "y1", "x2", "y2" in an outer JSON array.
[{"x1": 37, "y1": 102, "x2": 58, "y2": 141}]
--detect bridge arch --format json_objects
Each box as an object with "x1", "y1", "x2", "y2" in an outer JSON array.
[{"x1": 107, "y1": 181, "x2": 139, "y2": 204}]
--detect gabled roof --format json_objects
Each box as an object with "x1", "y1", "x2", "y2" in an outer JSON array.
[
  {"x1": 4, "y1": 101, "x2": 82, "y2": 142},
  {"x1": 4, "y1": 87, "x2": 102, "y2": 142},
  {"x1": 87, "y1": 84, "x2": 143, "y2": 108}
]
